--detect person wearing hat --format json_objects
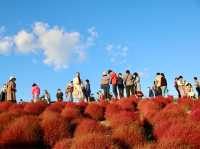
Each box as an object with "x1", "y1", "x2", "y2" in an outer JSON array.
[
  {"x1": 6, "y1": 76, "x2": 17, "y2": 103},
  {"x1": 100, "y1": 71, "x2": 110, "y2": 100}
]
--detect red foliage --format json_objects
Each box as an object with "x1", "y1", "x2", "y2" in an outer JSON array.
[
  {"x1": 0, "y1": 102, "x2": 13, "y2": 113},
  {"x1": 84, "y1": 103, "x2": 105, "y2": 120},
  {"x1": 115, "y1": 98, "x2": 137, "y2": 111},
  {"x1": 61, "y1": 107, "x2": 81, "y2": 120},
  {"x1": 0, "y1": 112, "x2": 20, "y2": 133},
  {"x1": 74, "y1": 119, "x2": 108, "y2": 137},
  {"x1": 160, "y1": 121, "x2": 200, "y2": 148},
  {"x1": 40, "y1": 110, "x2": 71, "y2": 146},
  {"x1": 177, "y1": 98, "x2": 195, "y2": 111},
  {"x1": 24, "y1": 101, "x2": 47, "y2": 115},
  {"x1": 105, "y1": 103, "x2": 121, "y2": 119},
  {"x1": 0, "y1": 115, "x2": 42, "y2": 146},
  {"x1": 112, "y1": 122, "x2": 146, "y2": 148},
  {"x1": 109, "y1": 111, "x2": 139, "y2": 128},
  {"x1": 155, "y1": 139, "x2": 193, "y2": 149},
  {"x1": 53, "y1": 138, "x2": 72, "y2": 149},
  {"x1": 8, "y1": 104, "x2": 25, "y2": 114},
  {"x1": 46, "y1": 102, "x2": 65, "y2": 113},
  {"x1": 71, "y1": 133, "x2": 113, "y2": 149},
  {"x1": 189, "y1": 108, "x2": 200, "y2": 121}
]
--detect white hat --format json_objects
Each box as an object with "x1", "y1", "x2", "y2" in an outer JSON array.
[
  {"x1": 9, "y1": 76, "x2": 16, "y2": 81},
  {"x1": 102, "y1": 71, "x2": 107, "y2": 76}
]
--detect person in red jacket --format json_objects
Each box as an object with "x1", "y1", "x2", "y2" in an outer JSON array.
[
  {"x1": 32, "y1": 83, "x2": 40, "y2": 103},
  {"x1": 108, "y1": 69, "x2": 118, "y2": 99}
]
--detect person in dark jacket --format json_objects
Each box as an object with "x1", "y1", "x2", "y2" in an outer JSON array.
[
  {"x1": 84, "y1": 79, "x2": 91, "y2": 102},
  {"x1": 160, "y1": 73, "x2": 168, "y2": 97},
  {"x1": 117, "y1": 73, "x2": 124, "y2": 98},
  {"x1": 56, "y1": 88, "x2": 63, "y2": 102}
]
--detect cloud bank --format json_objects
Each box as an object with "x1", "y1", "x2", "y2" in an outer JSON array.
[{"x1": 0, "y1": 22, "x2": 98, "y2": 70}]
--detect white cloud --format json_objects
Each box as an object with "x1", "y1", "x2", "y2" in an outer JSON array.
[
  {"x1": 0, "y1": 37, "x2": 13, "y2": 55},
  {"x1": 106, "y1": 44, "x2": 129, "y2": 65},
  {"x1": 0, "y1": 22, "x2": 98, "y2": 70},
  {"x1": 14, "y1": 30, "x2": 37, "y2": 53}
]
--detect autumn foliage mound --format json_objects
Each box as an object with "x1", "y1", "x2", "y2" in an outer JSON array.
[
  {"x1": 0, "y1": 115, "x2": 42, "y2": 146},
  {"x1": 84, "y1": 103, "x2": 105, "y2": 120},
  {"x1": 0, "y1": 97, "x2": 200, "y2": 148},
  {"x1": 40, "y1": 110, "x2": 71, "y2": 147}
]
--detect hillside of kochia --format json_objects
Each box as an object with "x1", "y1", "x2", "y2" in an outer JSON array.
[{"x1": 0, "y1": 97, "x2": 200, "y2": 149}]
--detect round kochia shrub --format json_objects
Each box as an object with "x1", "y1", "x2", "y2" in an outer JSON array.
[
  {"x1": 61, "y1": 107, "x2": 81, "y2": 120},
  {"x1": 109, "y1": 110, "x2": 139, "y2": 128},
  {"x1": 74, "y1": 119, "x2": 108, "y2": 137},
  {"x1": 112, "y1": 122, "x2": 146, "y2": 148},
  {"x1": 24, "y1": 101, "x2": 47, "y2": 115},
  {"x1": 45, "y1": 102, "x2": 65, "y2": 113},
  {"x1": 0, "y1": 115, "x2": 42, "y2": 146},
  {"x1": 84, "y1": 103, "x2": 105, "y2": 120},
  {"x1": 53, "y1": 138, "x2": 72, "y2": 149},
  {"x1": 40, "y1": 110, "x2": 71, "y2": 147},
  {"x1": 105, "y1": 103, "x2": 121, "y2": 119},
  {"x1": 71, "y1": 133, "x2": 114, "y2": 149},
  {"x1": 0, "y1": 102, "x2": 13, "y2": 113},
  {"x1": 0, "y1": 112, "x2": 20, "y2": 134},
  {"x1": 160, "y1": 120, "x2": 200, "y2": 148}
]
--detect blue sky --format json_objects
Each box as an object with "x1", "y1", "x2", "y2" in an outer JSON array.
[{"x1": 1, "y1": 0, "x2": 200, "y2": 101}]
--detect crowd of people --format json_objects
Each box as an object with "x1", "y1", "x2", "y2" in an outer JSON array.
[{"x1": 1, "y1": 71, "x2": 200, "y2": 103}]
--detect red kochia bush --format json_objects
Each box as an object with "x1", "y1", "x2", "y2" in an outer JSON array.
[
  {"x1": 0, "y1": 112, "x2": 20, "y2": 133},
  {"x1": 71, "y1": 133, "x2": 113, "y2": 149},
  {"x1": 105, "y1": 103, "x2": 121, "y2": 119},
  {"x1": 8, "y1": 104, "x2": 25, "y2": 114},
  {"x1": 24, "y1": 101, "x2": 47, "y2": 115},
  {"x1": 0, "y1": 115, "x2": 42, "y2": 146},
  {"x1": 53, "y1": 138, "x2": 72, "y2": 149},
  {"x1": 116, "y1": 98, "x2": 137, "y2": 111},
  {"x1": 41, "y1": 110, "x2": 71, "y2": 146},
  {"x1": 0, "y1": 102, "x2": 13, "y2": 113},
  {"x1": 61, "y1": 107, "x2": 81, "y2": 120},
  {"x1": 156, "y1": 139, "x2": 193, "y2": 149},
  {"x1": 112, "y1": 122, "x2": 146, "y2": 148},
  {"x1": 45, "y1": 102, "x2": 65, "y2": 113},
  {"x1": 161, "y1": 121, "x2": 200, "y2": 148},
  {"x1": 74, "y1": 119, "x2": 108, "y2": 137},
  {"x1": 84, "y1": 103, "x2": 105, "y2": 120},
  {"x1": 189, "y1": 108, "x2": 200, "y2": 122},
  {"x1": 109, "y1": 111, "x2": 139, "y2": 128}
]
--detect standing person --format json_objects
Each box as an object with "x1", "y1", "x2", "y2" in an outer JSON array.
[
  {"x1": 174, "y1": 77, "x2": 181, "y2": 98},
  {"x1": 194, "y1": 77, "x2": 200, "y2": 98},
  {"x1": 133, "y1": 72, "x2": 142, "y2": 96},
  {"x1": 100, "y1": 71, "x2": 110, "y2": 100},
  {"x1": 73, "y1": 72, "x2": 84, "y2": 102},
  {"x1": 32, "y1": 83, "x2": 40, "y2": 103},
  {"x1": 0, "y1": 84, "x2": 7, "y2": 102},
  {"x1": 123, "y1": 70, "x2": 134, "y2": 97},
  {"x1": 160, "y1": 73, "x2": 168, "y2": 97},
  {"x1": 65, "y1": 81, "x2": 74, "y2": 102},
  {"x1": 6, "y1": 76, "x2": 17, "y2": 103},
  {"x1": 117, "y1": 73, "x2": 124, "y2": 99},
  {"x1": 44, "y1": 90, "x2": 51, "y2": 104},
  {"x1": 108, "y1": 70, "x2": 118, "y2": 99},
  {"x1": 56, "y1": 88, "x2": 63, "y2": 102},
  {"x1": 185, "y1": 83, "x2": 195, "y2": 98},
  {"x1": 148, "y1": 86, "x2": 155, "y2": 97},
  {"x1": 177, "y1": 76, "x2": 186, "y2": 98},
  {"x1": 154, "y1": 73, "x2": 162, "y2": 96},
  {"x1": 84, "y1": 79, "x2": 91, "y2": 102}
]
